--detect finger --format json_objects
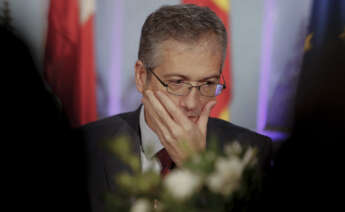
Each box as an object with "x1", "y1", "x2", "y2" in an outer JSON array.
[
  {"x1": 155, "y1": 90, "x2": 191, "y2": 126},
  {"x1": 143, "y1": 93, "x2": 192, "y2": 167},
  {"x1": 143, "y1": 97, "x2": 183, "y2": 164},
  {"x1": 197, "y1": 100, "x2": 216, "y2": 133},
  {"x1": 143, "y1": 93, "x2": 186, "y2": 150},
  {"x1": 142, "y1": 96, "x2": 174, "y2": 145},
  {"x1": 144, "y1": 90, "x2": 180, "y2": 130}
]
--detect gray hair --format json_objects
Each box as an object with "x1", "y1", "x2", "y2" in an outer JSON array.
[{"x1": 138, "y1": 4, "x2": 227, "y2": 71}]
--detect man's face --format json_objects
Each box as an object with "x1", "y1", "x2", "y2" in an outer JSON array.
[{"x1": 143, "y1": 38, "x2": 222, "y2": 123}]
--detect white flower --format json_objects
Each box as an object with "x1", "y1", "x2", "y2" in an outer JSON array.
[
  {"x1": 130, "y1": 198, "x2": 151, "y2": 212},
  {"x1": 242, "y1": 147, "x2": 257, "y2": 167},
  {"x1": 224, "y1": 141, "x2": 242, "y2": 157},
  {"x1": 164, "y1": 169, "x2": 202, "y2": 201},
  {"x1": 207, "y1": 157, "x2": 244, "y2": 196}
]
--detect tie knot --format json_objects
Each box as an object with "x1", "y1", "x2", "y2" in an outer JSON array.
[{"x1": 155, "y1": 148, "x2": 175, "y2": 177}]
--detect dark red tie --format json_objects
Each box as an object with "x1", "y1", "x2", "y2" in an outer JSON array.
[{"x1": 155, "y1": 148, "x2": 175, "y2": 177}]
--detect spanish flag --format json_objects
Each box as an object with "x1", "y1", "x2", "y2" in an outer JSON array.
[{"x1": 182, "y1": 0, "x2": 232, "y2": 121}]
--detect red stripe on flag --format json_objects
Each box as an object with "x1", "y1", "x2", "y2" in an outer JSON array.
[
  {"x1": 182, "y1": 0, "x2": 232, "y2": 120},
  {"x1": 44, "y1": 0, "x2": 97, "y2": 127}
]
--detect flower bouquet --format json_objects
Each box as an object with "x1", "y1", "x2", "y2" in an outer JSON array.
[{"x1": 106, "y1": 137, "x2": 261, "y2": 212}]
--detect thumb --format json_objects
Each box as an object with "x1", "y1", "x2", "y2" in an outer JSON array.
[{"x1": 197, "y1": 101, "x2": 216, "y2": 131}]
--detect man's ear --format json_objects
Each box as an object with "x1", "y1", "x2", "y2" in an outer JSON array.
[{"x1": 135, "y1": 60, "x2": 147, "y2": 94}]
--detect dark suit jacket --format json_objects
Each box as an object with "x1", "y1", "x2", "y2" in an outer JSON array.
[{"x1": 81, "y1": 107, "x2": 272, "y2": 212}]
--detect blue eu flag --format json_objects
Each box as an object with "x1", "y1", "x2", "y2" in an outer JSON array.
[{"x1": 295, "y1": 0, "x2": 345, "y2": 125}]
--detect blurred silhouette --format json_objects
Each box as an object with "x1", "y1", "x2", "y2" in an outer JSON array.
[
  {"x1": 1, "y1": 25, "x2": 90, "y2": 211},
  {"x1": 258, "y1": 1, "x2": 345, "y2": 210},
  {"x1": 263, "y1": 36, "x2": 345, "y2": 212}
]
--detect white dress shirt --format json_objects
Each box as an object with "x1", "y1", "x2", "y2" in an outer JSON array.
[{"x1": 139, "y1": 106, "x2": 164, "y2": 173}]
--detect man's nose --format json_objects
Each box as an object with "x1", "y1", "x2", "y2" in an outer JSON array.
[{"x1": 180, "y1": 87, "x2": 201, "y2": 111}]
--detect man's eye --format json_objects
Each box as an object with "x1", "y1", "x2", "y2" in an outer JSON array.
[
  {"x1": 170, "y1": 80, "x2": 184, "y2": 84},
  {"x1": 205, "y1": 81, "x2": 217, "y2": 85}
]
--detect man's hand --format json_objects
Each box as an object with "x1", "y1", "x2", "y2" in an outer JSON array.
[{"x1": 142, "y1": 90, "x2": 216, "y2": 166}]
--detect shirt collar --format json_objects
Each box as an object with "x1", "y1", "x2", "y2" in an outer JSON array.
[{"x1": 139, "y1": 106, "x2": 164, "y2": 159}]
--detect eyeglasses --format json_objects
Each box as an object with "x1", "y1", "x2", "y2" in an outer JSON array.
[{"x1": 147, "y1": 67, "x2": 226, "y2": 97}]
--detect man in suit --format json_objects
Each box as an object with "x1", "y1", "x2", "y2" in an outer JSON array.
[{"x1": 82, "y1": 4, "x2": 272, "y2": 212}]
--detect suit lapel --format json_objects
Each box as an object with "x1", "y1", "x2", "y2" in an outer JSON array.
[
  {"x1": 103, "y1": 106, "x2": 142, "y2": 192},
  {"x1": 124, "y1": 106, "x2": 142, "y2": 156}
]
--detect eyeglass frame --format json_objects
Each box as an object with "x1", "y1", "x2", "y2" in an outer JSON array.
[{"x1": 146, "y1": 67, "x2": 226, "y2": 97}]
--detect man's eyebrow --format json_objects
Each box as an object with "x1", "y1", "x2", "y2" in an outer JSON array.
[
  {"x1": 163, "y1": 73, "x2": 188, "y2": 79},
  {"x1": 201, "y1": 74, "x2": 220, "y2": 81},
  {"x1": 163, "y1": 73, "x2": 220, "y2": 81}
]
